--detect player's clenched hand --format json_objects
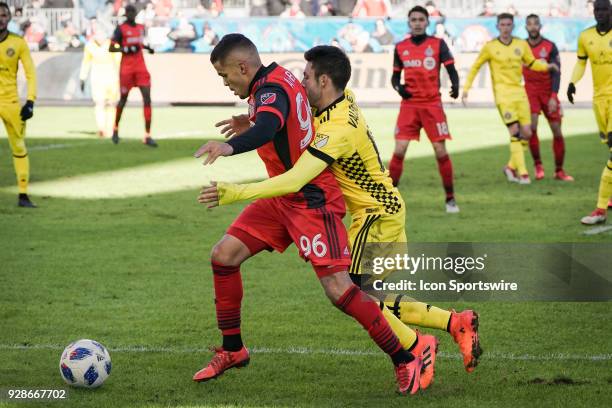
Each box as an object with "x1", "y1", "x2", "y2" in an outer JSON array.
[
  {"x1": 194, "y1": 141, "x2": 234, "y2": 165},
  {"x1": 461, "y1": 92, "x2": 468, "y2": 106},
  {"x1": 20, "y1": 100, "x2": 34, "y2": 121},
  {"x1": 215, "y1": 114, "x2": 251, "y2": 139},
  {"x1": 547, "y1": 63, "x2": 559, "y2": 73},
  {"x1": 198, "y1": 181, "x2": 219, "y2": 208},
  {"x1": 547, "y1": 97, "x2": 558, "y2": 113},
  {"x1": 450, "y1": 85, "x2": 459, "y2": 99},
  {"x1": 567, "y1": 83, "x2": 576, "y2": 104}
]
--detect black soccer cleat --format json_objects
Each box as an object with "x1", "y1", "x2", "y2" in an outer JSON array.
[
  {"x1": 112, "y1": 130, "x2": 120, "y2": 144},
  {"x1": 18, "y1": 193, "x2": 37, "y2": 208},
  {"x1": 143, "y1": 137, "x2": 158, "y2": 148}
]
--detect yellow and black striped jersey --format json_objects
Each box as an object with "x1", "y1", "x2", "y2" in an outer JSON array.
[
  {"x1": 463, "y1": 37, "x2": 548, "y2": 101},
  {"x1": 308, "y1": 89, "x2": 403, "y2": 216},
  {"x1": 575, "y1": 26, "x2": 612, "y2": 99},
  {"x1": 0, "y1": 32, "x2": 36, "y2": 103}
]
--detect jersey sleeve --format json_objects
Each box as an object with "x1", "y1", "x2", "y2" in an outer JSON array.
[
  {"x1": 463, "y1": 43, "x2": 489, "y2": 92},
  {"x1": 217, "y1": 150, "x2": 329, "y2": 206},
  {"x1": 549, "y1": 42, "x2": 561, "y2": 93},
  {"x1": 254, "y1": 85, "x2": 289, "y2": 130},
  {"x1": 576, "y1": 32, "x2": 588, "y2": 60},
  {"x1": 308, "y1": 123, "x2": 352, "y2": 165},
  {"x1": 523, "y1": 41, "x2": 548, "y2": 72},
  {"x1": 439, "y1": 39, "x2": 455, "y2": 66},
  {"x1": 111, "y1": 26, "x2": 122, "y2": 46},
  {"x1": 18, "y1": 40, "x2": 37, "y2": 101},
  {"x1": 571, "y1": 31, "x2": 588, "y2": 84},
  {"x1": 393, "y1": 45, "x2": 402, "y2": 72}
]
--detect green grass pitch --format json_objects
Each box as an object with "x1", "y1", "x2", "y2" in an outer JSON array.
[{"x1": 0, "y1": 106, "x2": 610, "y2": 407}]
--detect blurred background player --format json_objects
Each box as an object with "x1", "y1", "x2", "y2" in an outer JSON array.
[
  {"x1": 524, "y1": 14, "x2": 573, "y2": 182},
  {"x1": 79, "y1": 30, "x2": 120, "y2": 139},
  {"x1": 109, "y1": 4, "x2": 157, "y2": 147},
  {"x1": 463, "y1": 13, "x2": 558, "y2": 185},
  {"x1": 568, "y1": 0, "x2": 612, "y2": 225},
  {"x1": 0, "y1": 2, "x2": 36, "y2": 208},
  {"x1": 388, "y1": 6, "x2": 461, "y2": 214}
]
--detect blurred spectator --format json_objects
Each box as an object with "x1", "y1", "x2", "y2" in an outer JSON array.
[
  {"x1": 167, "y1": 14, "x2": 197, "y2": 52},
  {"x1": 136, "y1": 2, "x2": 156, "y2": 26},
  {"x1": 425, "y1": 1, "x2": 443, "y2": 18},
  {"x1": 8, "y1": 7, "x2": 24, "y2": 34},
  {"x1": 153, "y1": 0, "x2": 173, "y2": 18},
  {"x1": 505, "y1": 4, "x2": 518, "y2": 16},
  {"x1": 43, "y1": 0, "x2": 74, "y2": 7},
  {"x1": 250, "y1": 0, "x2": 268, "y2": 16},
  {"x1": 81, "y1": 0, "x2": 106, "y2": 19},
  {"x1": 318, "y1": 1, "x2": 337, "y2": 16},
  {"x1": 371, "y1": 18, "x2": 393, "y2": 46},
  {"x1": 267, "y1": 0, "x2": 289, "y2": 16},
  {"x1": 338, "y1": 20, "x2": 373, "y2": 52},
  {"x1": 50, "y1": 20, "x2": 83, "y2": 51},
  {"x1": 22, "y1": 16, "x2": 48, "y2": 51},
  {"x1": 281, "y1": 0, "x2": 306, "y2": 18},
  {"x1": 198, "y1": 0, "x2": 223, "y2": 17},
  {"x1": 587, "y1": 0, "x2": 594, "y2": 15},
  {"x1": 351, "y1": 0, "x2": 390, "y2": 17},
  {"x1": 548, "y1": 4, "x2": 568, "y2": 17},
  {"x1": 478, "y1": 1, "x2": 495, "y2": 16}
]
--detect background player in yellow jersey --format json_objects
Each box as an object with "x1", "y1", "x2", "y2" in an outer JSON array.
[
  {"x1": 199, "y1": 46, "x2": 482, "y2": 382},
  {"x1": 567, "y1": 0, "x2": 612, "y2": 225},
  {"x1": 0, "y1": 2, "x2": 36, "y2": 208},
  {"x1": 462, "y1": 13, "x2": 558, "y2": 185},
  {"x1": 79, "y1": 30, "x2": 120, "y2": 139}
]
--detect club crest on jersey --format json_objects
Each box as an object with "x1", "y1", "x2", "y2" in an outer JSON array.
[
  {"x1": 402, "y1": 50, "x2": 409, "y2": 56},
  {"x1": 313, "y1": 133, "x2": 329, "y2": 149},
  {"x1": 425, "y1": 46, "x2": 434, "y2": 57},
  {"x1": 260, "y1": 92, "x2": 277, "y2": 105},
  {"x1": 423, "y1": 57, "x2": 436, "y2": 70},
  {"x1": 504, "y1": 111, "x2": 512, "y2": 120},
  {"x1": 514, "y1": 48, "x2": 521, "y2": 56},
  {"x1": 539, "y1": 48, "x2": 548, "y2": 58},
  {"x1": 6, "y1": 47, "x2": 15, "y2": 57}
]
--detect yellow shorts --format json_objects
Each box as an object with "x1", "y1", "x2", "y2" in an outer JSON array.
[
  {"x1": 0, "y1": 102, "x2": 27, "y2": 157},
  {"x1": 496, "y1": 95, "x2": 531, "y2": 127},
  {"x1": 348, "y1": 205, "x2": 407, "y2": 275},
  {"x1": 593, "y1": 97, "x2": 612, "y2": 138}
]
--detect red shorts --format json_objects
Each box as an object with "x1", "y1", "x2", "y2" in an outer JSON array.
[
  {"x1": 227, "y1": 197, "x2": 351, "y2": 278},
  {"x1": 527, "y1": 92, "x2": 562, "y2": 123},
  {"x1": 395, "y1": 102, "x2": 451, "y2": 142},
  {"x1": 119, "y1": 68, "x2": 151, "y2": 94}
]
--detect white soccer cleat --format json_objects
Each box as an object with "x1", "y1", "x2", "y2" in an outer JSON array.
[
  {"x1": 503, "y1": 166, "x2": 519, "y2": 183},
  {"x1": 446, "y1": 199, "x2": 460, "y2": 213},
  {"x1": 581, "y1": 209, "x2": 607, "y2": 225},
  {"x1": 518, "y1": 175, "x2": 531, "y2": 185}
]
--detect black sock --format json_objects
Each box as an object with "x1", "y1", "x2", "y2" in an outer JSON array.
[
  {"x1": 18, "y1": 193, "x2": 28, "y2": 199},
  {"x1": 222, "y1": 334, "x2": 243, "y2": 352},
  {"x1": 390, "y1": 348, "x2": 415, "y2": 366}
]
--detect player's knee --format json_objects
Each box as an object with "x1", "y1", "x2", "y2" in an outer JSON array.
[
  {"x1": 394, "y1": 141, "x2": 408, "y2": 156},
  {"x1": 321, "y1": 272, "x2": 352, "y2": 304},
  {"x1": 210, "y1": 241, "x2": 241, "y2": 267},
  {"x1": 521, "y1": 127, "x2": 532, "y2": 139}
]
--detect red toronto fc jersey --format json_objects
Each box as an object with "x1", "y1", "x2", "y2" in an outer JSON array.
[
  {"x1": 112, "y1": 23, "x2": 148, "y2": 72},
  {"x1": 523, "y1": 38, "x2": 559, "y2": 96},
  {"x1": 248, "y1": 63, "x2": 343, "y2": 210},
  {"x1": 393, "y1": 35, "x2": 454, "y2": 105}
]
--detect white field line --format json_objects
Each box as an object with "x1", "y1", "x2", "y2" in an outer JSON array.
[
  {"x1": 0, "y1": 343, "x2": 610, "y2": 362},
  {"x1": 582, "y1": 225, "x2": 612, "y2": 236},
  {"x1": 28, "y1": 141, "x2": 97, "y2": 151}
]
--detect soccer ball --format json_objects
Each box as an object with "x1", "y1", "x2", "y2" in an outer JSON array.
[{"x1": 59, "y1": 339, "x2": 112, "y2": 388}]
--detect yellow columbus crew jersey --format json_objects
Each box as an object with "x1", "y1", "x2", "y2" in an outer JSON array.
[
  {"x1": 0, "y1": 32, "x2": 36, "y2": 103},
  {"x1": 576, "y1": 26, "x2": 612, "y2": 99},
  {"x1": 307, "y1": 89, "x2": 403, "y2": 216},
  {"x1": 464, "y1": 37, "x2": 547, "y2": 101}
]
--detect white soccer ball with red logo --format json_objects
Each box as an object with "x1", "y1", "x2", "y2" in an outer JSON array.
[{"x1": 59, "y1": 339, "x2": 111, "y2": 388}]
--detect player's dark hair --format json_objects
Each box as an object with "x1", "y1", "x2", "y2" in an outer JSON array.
[
  {"x1": 0, "y1": 2, "x2": 10, "y2": 13},
  {"x1": 408, "y1": 5, "x2": 429, "y2": 19},
  {"x1": 124, "y1": 4, "x2": 136, "y2": 13},
  {"x1": 526, "y1": 13, "x2": 540, "y2": 22},
  {"x1": 304, "y1": 45, "x2": 351, "y2": 91},
  {"x1": 497, "y1": 12, "x2": 514, "y2": 22},
  {"x1": 210, "y1": 33, "x2": 258, "y2": 64}
]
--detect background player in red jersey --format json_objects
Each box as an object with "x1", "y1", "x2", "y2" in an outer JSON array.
[
  {"x1": 388, "y1": 6, "x2": 460, "y2": 214},
  {"x1": 109, "y1": 4, "x2": 157, "y2": 147},
  {"x1": 191, "y1": 34, "x2": 423, "y2": 395},
  {"x1": 524, "y1": 14, "x2": 573, "y2": 181}
]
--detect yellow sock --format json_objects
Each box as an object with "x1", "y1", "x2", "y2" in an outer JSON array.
[
  {"x1": 507, "y1": 142, "x2": 516, "y2": 169},
  {"x1": 521, "y1": 139, "x2": 528, "y2": 151},
  {"x1": 13, "y1": 155, "x2": 30, "y2": 194},
  {"x1": 596, "y1": 162, "x2": 612, "y2": 210},
  {"x1": 105, "y1": 105, "x2": 115, "y2": 137},
  {"x1": 380, "y1": 304, "x2": 417, "y2": 350},
  {"x1": 95, "y1": 103, "x2": 106, "y2": 134},
  {"x1": 510, "y1": 140, "x2": 528, "y2": 176},
  {"x1": 384, "y1": 294, "x2": 451, "y2": 331}
]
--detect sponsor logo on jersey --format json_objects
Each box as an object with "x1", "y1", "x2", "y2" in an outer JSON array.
[
  {"x1": 6, "y1": 47, "x2": 15, "y2": 57},
  {"x1": 403, "y1": 59, "x2": 422, "y2": 68},
  {"x1": 423, "y1": 56, "x2": 436, "y2": 70},
  {"x1": 260, "y1": 92, "x2": 277, "y2": 105},
  {"x1": 313, "y1": 133, "x2": 329, "y2": 149},
  {"x1": 284, "y1": 70, "x2": 297, "y2": 88},
  {"x1": 514, "y1": 48, "x2": 521, "y2": 56}
]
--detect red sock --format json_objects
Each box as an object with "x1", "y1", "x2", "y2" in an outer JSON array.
[
  {"x1": 529, "y1": 131, "x2": 542, "y2": 165},
  {"x1": 388, "y1": 153, "x2": 405, "y2": 186},
  {"x1": 144, "y1": 105, "x2": 152, "y2": 134},
  {"x1": 553, "y1": 136, "x2": 565, "y2": 171},
  {"x1": 212, "y1": 262, "x2": 242, "y2": 336},
  {"x1": 335, "y1": 285, "x2": 402, "y2": 356},
  {"x1": 436, "y1": 154, "x2": 454, "y2": 201},
  {"x1": 114, "y1": 106, "x2": 124, "y2": 129}
]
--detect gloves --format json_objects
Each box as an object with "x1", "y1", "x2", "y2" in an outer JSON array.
[
  {"x1": 450, "y1": 85, "x2": 459, "y2": 99},
  {"x1": 20, "y1": 100, "x2": 34, "y2": 121},
  {"x1": 393, "y1": 84, "x2": 412, "y2": 100},
  {"x1": 80, "y1": 80, "x2": 85, "y2": 92},
  {"x1": 567, "y1": 83, "x2": 576, "y2": 104},
  {"x1": 122, "y1": 45, "x2": 139, "y2": 54}
]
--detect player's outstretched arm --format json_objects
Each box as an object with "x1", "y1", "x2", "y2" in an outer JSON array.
[{"x1": 197, "y1": 150, "x2": 328, "y2": 207}]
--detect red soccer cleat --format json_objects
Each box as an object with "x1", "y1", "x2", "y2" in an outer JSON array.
[
  {"x1": 394, "y1": 357, "x2": 422, "y2": 395},
  {"x1": 580, "y1": 208, "x2": 607, "y2": 225},
  {"x1": 535, "y1": 163, "x2": 545, "y2": 180},
  {"x1": 449, "y1": 310, "x2": 482, "y2": 373},
  {"x1": 192, "y1": 346, "x2": 250, "y2": 382},
  {"x1": 503, "y1": 166, "x2": 519, "y2": 183},
  {"x1": 412, "y1": 332, "x2": 438, "y2": 390},
  {"x1": 608, "y1": 199, "x2": 612, "y2": 210},
  {"x1": 554, "y1": 170, "x2": 574, "y2": 182}
]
